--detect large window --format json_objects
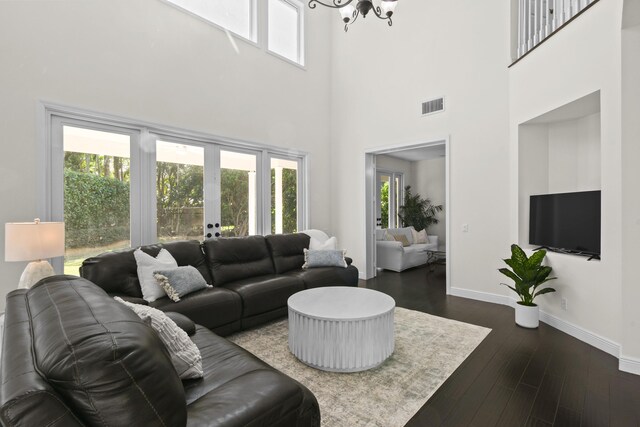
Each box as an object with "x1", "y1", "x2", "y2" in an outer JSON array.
[
  {"x1": 156, "y1": 141, "x2": 204, "y2": 243},
  {"x1": 376, "y1": 171, "x2": 403, "y2": 229},
  {"x1": 271, "y1": 157, "x2": 299, "y2": 234},
  {"x1": 46, "y1": 109, "x2": 306, "y2": 275},
  {"x1": 165, "y1": 0, "x2": 257, "y2": 41},
  {"x1": 267, "y1": 0, "x2": 304, "y2": 65},
  {"x1": 62, "y1": 126, "x2": 132, "y2": 275},
  {"x1": 220, "y1": 150, "x2": 257, "y2": 237}
]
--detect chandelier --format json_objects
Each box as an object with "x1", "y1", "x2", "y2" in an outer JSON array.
[{"x1": 309, "y1": 0, "x2": 399, "y2": 32}]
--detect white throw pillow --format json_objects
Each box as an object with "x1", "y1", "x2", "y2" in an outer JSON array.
[
  {"x1": 134, "y1": 248, "x2": 178, "y2": 302},
  {"x1": 410, "y1": 227, "x2": 419, "y2": 244},
  {"x1": 412, "y1": 228, "x2": 428, "y2": 244},
  {"x1": 309, "y1": 236, "x2": 338, "y2": 250},
  {"x1": 114, "y1": 297, "x2": 203, "y2": 379}
]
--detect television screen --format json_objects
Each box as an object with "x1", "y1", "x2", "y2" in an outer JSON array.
[{"x1": 529, "y1": 190, "x2": 601, "y2": 256}]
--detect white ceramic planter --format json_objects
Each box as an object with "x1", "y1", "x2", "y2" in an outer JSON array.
[{"x1": 515, "y1": 303, "x2": 539, "y2": 328}]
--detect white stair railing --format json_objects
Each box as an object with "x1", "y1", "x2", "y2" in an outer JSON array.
[{"x1": 517, "y1": 0, "x2": 594, "y2": 58}]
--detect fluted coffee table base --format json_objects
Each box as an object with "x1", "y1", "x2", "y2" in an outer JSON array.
[{"x1": 288, "y1": 287, "x2": 395, "y2": 372}]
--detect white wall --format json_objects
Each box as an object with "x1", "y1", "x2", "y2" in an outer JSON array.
[
  {"x1": 510, "y1": 0, "x2": 625, "y2": 358},
  {"x1": 376, "y1": 155, "x2": 413, "y2": 188},
  {"x1": 0, "y1": 0, "x2": 334, "y2": 310},
  {"x1": 411, "y1": 157, "x2": 446, "y2": 245},
  {"x1": 518, "y1": 113, "x2": 601, "y2": 246},
  {"x1": 518, "y1": 124, "x2": 550, "y2": 245},
  {"x1": 547, "y1": 113, "x2": 601, "y2": 193},
  {"x1": 620, "y1": 18, "x2": 640, "y2": 365},
  {"x1": 330, "y1": 0, "x2": 512, "y2": 298}
]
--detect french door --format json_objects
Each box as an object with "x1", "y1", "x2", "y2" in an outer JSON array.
[
  {"x1": 49, "y1": 113, "x2": 304, "y2": 275},
  {"x1": 376, "y1": 170, "x2": 403, "y2": 229}
]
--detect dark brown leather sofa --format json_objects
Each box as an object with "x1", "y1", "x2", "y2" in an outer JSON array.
[
  {"x1": 79, "y1": 233, "x2": 359, "y2": 336},
  {"x1": 0, "y1": 276, "x2": 320, "y2": 426}
]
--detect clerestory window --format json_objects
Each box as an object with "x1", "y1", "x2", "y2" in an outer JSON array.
[{"x1": 164, "y1": 0, "x2": 257, "y2": 42}]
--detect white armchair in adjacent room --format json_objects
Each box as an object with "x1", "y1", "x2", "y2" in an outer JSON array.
[{"x1": 375, "y1": 227, "x2": 438, "y2": 272}]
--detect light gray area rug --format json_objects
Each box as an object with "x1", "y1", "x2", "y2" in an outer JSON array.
[{"x1": 227, "y1": 307, "x2": 491, "y2": 427}]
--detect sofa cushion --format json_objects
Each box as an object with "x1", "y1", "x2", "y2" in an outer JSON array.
[
  {"x1": 26, "y1": 276, "x2": 187, "y2": 427},
  {"x1": 203, "y1": 236, "x2": 275, "y2": 285},
  {"x1": 393, "y1": 234, "x2": 411, "y2": 247},
  {"x1": 134, "y1": 248, "x2": 177, "y2": 302},
  {"x1": 309, "y1": 236, "x2": 337, "y2": 250},
  {"x1": 184, "y1": 326, "x2": 320, "y2": 426},
  {"x1": 223, "y1": 275, "x2": 304, "y2": 317},
  {"x1": 154, "y1": 265, "x2": 211, "y2": 302},
  {"x1": 265, "y1": 233, "x2": 310, "y2": 273},
  {"x1": 302, "y1": 249, "x2": 347, "y2": 268},
  {"x1": 80, "y1": 240, "x2": 212, "y2": 298},
  {"x1": 386, "y1": 227, "x2": 414, "y2": 244},
  {"x1": 285, "y1": 265, "x2": 359, "y2": 289},
  {"x1": 150, "y1": 286, "x2": 242, "y2": 331},
  {"x1": 115, "y1": 297, "x2": 203, "y2": 379}
]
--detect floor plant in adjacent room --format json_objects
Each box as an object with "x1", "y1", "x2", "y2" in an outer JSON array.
[{"x1": 499, "y1": 244, "x2": 556, "y2": 328}]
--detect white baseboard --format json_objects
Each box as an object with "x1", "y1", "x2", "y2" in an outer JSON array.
[
  {"x1": 619, "y1": 356, "x2": 640, "y2": 375},
  {"x1": 449, "y1": 287, "x2": 510, "y2": 306},
  {"x1": 450, "y1": 286, "x2": 624, "y2": 361},
  {"x1": 538, "y1": 310, "x2": 620, "y2": 358}
]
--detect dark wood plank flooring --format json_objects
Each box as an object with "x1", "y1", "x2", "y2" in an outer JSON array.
[{"x1": 361, "y1": 265, "x2": 640, "y2": 427}]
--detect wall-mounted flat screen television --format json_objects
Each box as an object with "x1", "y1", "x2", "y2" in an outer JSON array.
[{"x1": 529, "y1": 190, "x2": 601, "y2": 257}]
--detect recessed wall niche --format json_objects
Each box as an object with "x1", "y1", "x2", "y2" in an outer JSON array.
[{"x1": 518, "y1": 91, "x2": 602, "y2": 249}]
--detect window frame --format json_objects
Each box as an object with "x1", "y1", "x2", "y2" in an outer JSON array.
[
  {"x1": 266, "y1": 154, "x2": 304, "y2": 234},
  {"x1": 40, "y1": 103, "x2": 308, "y2": 274},
  {"x1": 266, "y1": 0, "x2": 306, "y2": 67}
]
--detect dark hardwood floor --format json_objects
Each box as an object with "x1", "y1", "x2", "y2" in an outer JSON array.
[{"x1": 361, "y1": 265, "x2": 640, "y2": 427}]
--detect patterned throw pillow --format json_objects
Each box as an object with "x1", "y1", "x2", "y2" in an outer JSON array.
[
  {"x1": 416, "y1": 229, "x2": 428, "y2": 244},
  {"x1": 302, "y1": 249, "x2": 348, "y2": 269},
  {"x1": 114, "y1": 297, "x2": 203, "y2": 379},
  {"x1": 393, "y1": 234, "x2": 411, "y2": 247},
  {"x1": 134, "y1": 248, "x2": 178, "y2": 302},
  {"x1": 153, "y1": 266, "x2": 211, "y2": 302}
]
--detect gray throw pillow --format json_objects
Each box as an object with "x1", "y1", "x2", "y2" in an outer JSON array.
[
  {"x1": 302, "y1": 248, "x2": 348, "y2": 269},
  {"x1": 153, "y1": 266, "x2": 211, "y2": 302},
  {"x1": 114, "y1": 297, "x2": 203, "y2": 379}
]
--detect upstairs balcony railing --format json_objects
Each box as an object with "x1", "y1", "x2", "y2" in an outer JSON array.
[{"x1": 517, "y1": 0, "x2": 597, "y2": 59}]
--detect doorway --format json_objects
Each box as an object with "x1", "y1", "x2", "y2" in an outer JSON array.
[{"x1": 364, "y1": 138, "x2": 451, "y2": 293}]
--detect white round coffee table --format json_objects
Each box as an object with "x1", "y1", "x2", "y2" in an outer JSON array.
[{"x1": 287, "y1": 286, "x2": 395, "y2": 372}]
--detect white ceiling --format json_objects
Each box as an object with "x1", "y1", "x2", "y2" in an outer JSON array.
[{"x1": 382, "y1": 145, "x2": 446, "y2": 162}]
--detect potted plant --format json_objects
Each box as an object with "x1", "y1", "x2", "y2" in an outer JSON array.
[
  {"x1": 499, "y1": 244, "x2": 556, "y2": 328},
  {"x1": 398, "y1": 186, "x2": 443, "y2": 231}
]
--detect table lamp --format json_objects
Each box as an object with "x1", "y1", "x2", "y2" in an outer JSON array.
[{"x1": 5, "y1": 218, "x2": 65, "y2": 289}]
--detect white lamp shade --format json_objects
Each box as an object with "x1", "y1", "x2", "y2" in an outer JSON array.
[
  {"x1": 380, "y1": 0, "x2": 397, "y2": 15},
  {"x1": 5, "y1": 221, "x2": 65, "y2": 262},
  {"x1": 340, "y1": 4, "x2": 356, "y2": 21}
]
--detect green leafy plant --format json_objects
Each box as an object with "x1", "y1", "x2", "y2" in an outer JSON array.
[
  {"x1": 499, "y1": 244, "x2": 557, "y2": 306},
  {"x1": 398, "y1": 185, "x2": 443, "y2": 231}
]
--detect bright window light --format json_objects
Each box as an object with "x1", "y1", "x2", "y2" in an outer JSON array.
[
  {"x1": 268, "y1": 0, "x2": 304, "y2": 65},
  {"x1": 165, "y1": 0, "x2": 256, "y2": 41}
]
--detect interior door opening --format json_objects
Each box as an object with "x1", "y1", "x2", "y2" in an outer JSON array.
[{"x1": 364, "y1": 139, "x2": 451, "y2": 294}]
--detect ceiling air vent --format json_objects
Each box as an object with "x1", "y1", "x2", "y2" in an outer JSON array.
[{"x1": 421, "y1": 97, "x2": 445, "y2": 116}]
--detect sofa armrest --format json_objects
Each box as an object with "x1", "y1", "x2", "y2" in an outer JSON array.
[
  {"x1": 376, "y1": 240, "x2": 404, "y2": 251},
  {"x1": 427, "y1": 235, "x2": 439, "y2": 247}
]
